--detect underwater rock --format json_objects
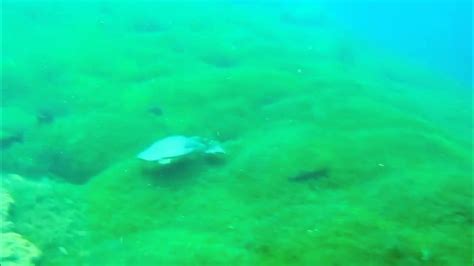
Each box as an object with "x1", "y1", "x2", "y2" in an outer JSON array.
[
  {"x1": 0, "y1": 107, "x2": 35, "y2": 149},
  {"x1": 0, "y1": 187, "x2": 42, "y2": 266},
  {"x1": 3, "y1": 113, "x2": 152, "y2": 184},
  {"x1": 1, "y1": 173, "x2": 87, "y2": 265},
  {"x1": 137, "y1": 135, "x2": 225, "y2": 165},
  {"x1": 0, "y1": 232, "x2": 42, "y2": 266},
  {"x1": 0, "y1": 188, "x2": 14, "y2": 231}
]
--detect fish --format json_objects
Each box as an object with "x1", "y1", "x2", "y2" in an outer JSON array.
[
  {"x1": 288, "y1": 168, "x2": 329, "y2": 182},
  {"x1": 137, "y1": 135, "x2": 225, "y2": 165}
]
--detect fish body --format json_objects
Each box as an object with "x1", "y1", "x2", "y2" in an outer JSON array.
[
  {"x1": 137, "y1": 135, "x2": 225, "y2": 164},
  {"x1": 289, "y1": 168, "x2": 329, "y2": 182}
]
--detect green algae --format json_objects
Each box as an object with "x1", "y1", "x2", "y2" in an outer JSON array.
[{"x1": 1, "y1": 1, "x2": 472, "y2": 265}]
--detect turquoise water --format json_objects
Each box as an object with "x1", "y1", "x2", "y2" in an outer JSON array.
[
  {"x1": 1, "y1": 1, "x2": 472, "y2": 265},
  {"x1": 323, "y1": 0, "x2": 472, "y2": 84}
]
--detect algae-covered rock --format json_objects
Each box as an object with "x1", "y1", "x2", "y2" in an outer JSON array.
[
  {"x1": 0, "y1": 107, "x2": 34, "y2": 149},
  {"x1": 0, "y1": 232, "x2": 41, "y2": 266},
  {"x1": 0, "y1": 188, "x2": 14, "y2": 231},
  {"x1": 0, "y1": 187, "x2": 42, "y2": 266},
  {"x1": 2, "y1": 112, "x2": 159, "y2": 184},
  {"x1": 2, "y1": 174, "x2": 87, "y2": 259},
  {"x1": 0, "y1": 189, "x2": 14, "y2": 219}
]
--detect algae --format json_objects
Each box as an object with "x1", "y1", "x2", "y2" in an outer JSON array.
[{"x1": 1, "y1": 1, "x2": 471, "y2": 265}]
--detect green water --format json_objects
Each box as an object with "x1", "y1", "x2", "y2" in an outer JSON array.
[{"x1": 1, "y1": 2, "x2": 472, "y2": 265}]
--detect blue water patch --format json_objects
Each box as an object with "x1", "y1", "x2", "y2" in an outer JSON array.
[{"x1": 322, "y1": 0, "x2": 472, "y2": 85}]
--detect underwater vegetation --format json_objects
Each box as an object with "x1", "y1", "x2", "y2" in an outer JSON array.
[
  {"x1": 0, "y1": 1, "x2": 472, "y2": 266},
  {"x1": 1, "y1": 183, "x2": 41, "y2": 266}
]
